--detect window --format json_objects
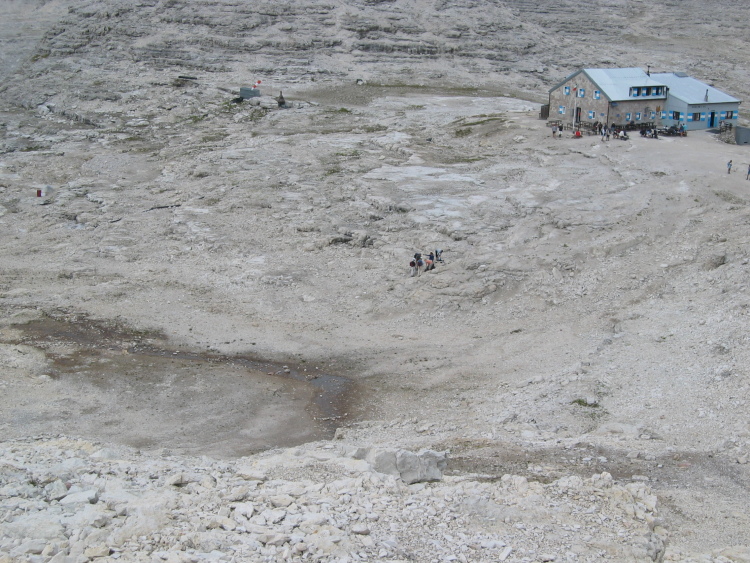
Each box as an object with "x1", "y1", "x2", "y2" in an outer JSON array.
[
  {"x1": 636, "y1": 112, "x2": 641, "y2": 121},
  {"x1": 564, "y1": 86, "x2": 570, "y2": 96},
  {"x1": 626, "y1": 112, "x2": 632, "y2": 121},
  {"x1": 594, "y1": 90, "x2": 601, "y2": 100},
  {"x1": 692, "y1": 112, "x2": 701, "y2": 122},
  {"x1": 673, "y1": 111, "x2": 681, "y2": 120},
  {"x1": 577, "y1": 88, "x2": 585, "y2": 98},
  {"x1": 588, "y1": 110, "x2": 595, "y2": 119},
  {"x1": 726, "y1": 111, "x2": 734, "y2": 119},
  {"x1": 631, "y1": 87, "x2": 640, "y2": 97},
  {"x1": 559, "y1": 105, "x2": 566, "y2": 115},
  {"x1": 644, "y1": 87, "x2": 651, "y2": 96}
]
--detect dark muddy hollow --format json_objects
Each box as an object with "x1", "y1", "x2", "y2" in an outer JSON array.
[{"x1": 1, "y1": 313, "x2": 357, "y2": 458}]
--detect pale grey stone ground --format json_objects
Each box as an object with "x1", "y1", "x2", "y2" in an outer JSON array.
[{"x1": 1, "y1": 1, "x2": 750, "y2": 561}]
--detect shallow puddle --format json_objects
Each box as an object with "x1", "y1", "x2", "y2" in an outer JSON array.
[{"x1": 2, "y1": 313, "x2": 357, "y2": 458}]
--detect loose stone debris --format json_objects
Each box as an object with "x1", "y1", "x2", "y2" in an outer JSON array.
[{"x1": 1, "y1": 436, "x2": 683, "y2": 563}]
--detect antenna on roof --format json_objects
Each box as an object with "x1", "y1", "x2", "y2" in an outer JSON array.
[
  {"x1": 704, "y1": 89, "x2": 709, "y2": 102},
  {"x1": 647, "y1": 65, "x2": 651, "y2": 76}
]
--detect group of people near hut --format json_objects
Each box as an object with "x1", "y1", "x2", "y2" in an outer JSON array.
[{"x1": 553, "y1": 120, "x2": 686, "y2": 141}]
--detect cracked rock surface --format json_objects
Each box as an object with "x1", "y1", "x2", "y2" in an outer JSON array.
[{"x1": 1, "y1": 1, "x2": 749, "y2": 562}]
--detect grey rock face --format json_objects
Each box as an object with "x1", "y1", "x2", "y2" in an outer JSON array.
[
  {"x1": 354, "y1": 447, "x2": 447, "y2": 483},
  {"x1": 2, "y1": 0, "x2": 748, "y2": 114}
]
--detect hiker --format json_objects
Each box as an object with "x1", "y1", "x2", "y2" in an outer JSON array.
[
  {"x1": 727, "y1": 160, "x2": 733, "y2": 174},
  {"x1": 746, "y1": 164, "x2": 750, "y2": 180}
]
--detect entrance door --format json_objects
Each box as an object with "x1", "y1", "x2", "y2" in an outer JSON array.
[
  {"x1": 575, "y1": 107, "x2": 581, "y2": 124},
  {"x1": 709, "y1": 111, "x2": 716, "y2": 128}
]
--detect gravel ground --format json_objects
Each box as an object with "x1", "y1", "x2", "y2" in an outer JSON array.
[{"x1": 1, "y1": 1, "x2": 749, "y2": 561}]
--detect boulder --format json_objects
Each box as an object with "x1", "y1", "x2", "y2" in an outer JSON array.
[
  {"x1": 4, "y1": 512, "x2": 65, "y2": 540},
  {"x1": 10, "y1": 539, "x2": 47, "y2": 557},
  {"x1": 60, "y1": 489, "x2": 98, "y2": 505},
  {"x1": 269, "y1": 494, "x2": 294, "y2": 508},
  {"x1": 83, "y1": 545, "x2": 111, "y2": 558},
  {"x1": 353, "y1": 448, "x2": 447, "y2": 484},
  {"x1": 235, "y1": 466, "x2": 267, "y2": 481},
  {"x1": 45, "y1": 479, "x2": 69, "y2": 501},
  {"x1": 257, "y1": 533, "x2": 289, "y2": 546}
]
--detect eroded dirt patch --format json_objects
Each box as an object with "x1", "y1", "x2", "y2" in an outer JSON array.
[{"x1": 0, "y1": 311, "x2": 357, "y2": 458}]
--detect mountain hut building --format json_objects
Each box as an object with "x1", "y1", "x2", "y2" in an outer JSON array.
[{"x1": 548, "y1": 68, "x2": 740, "y2": 130}]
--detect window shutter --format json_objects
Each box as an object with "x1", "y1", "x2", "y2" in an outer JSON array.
[
  {"x1": 720, "y1": 111, "x2": 726, "y2": 119},
  {"x1": 700, "y1": 113, "x2": 706, "y2": 121}
]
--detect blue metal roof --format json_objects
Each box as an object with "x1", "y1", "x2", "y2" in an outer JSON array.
[
  {"x1": 582, "y1": 68, "x2": 667, "y2": 101},
  {"x1": 650, "y1": 72, "x2": 741, "y2": 104}
]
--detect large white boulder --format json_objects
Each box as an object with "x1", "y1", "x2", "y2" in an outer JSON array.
[{"x1": 353, "y1": 447, "x2": 448, "y2": 484}]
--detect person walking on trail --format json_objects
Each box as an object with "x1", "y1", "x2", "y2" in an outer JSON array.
[{"x1": 727, "y1": 160, "x2": 732, "y2": 174}]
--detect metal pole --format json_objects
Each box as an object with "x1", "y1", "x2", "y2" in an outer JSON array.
[{"x1": 606, "y1": 102, "x2": 610, "y2": 131}]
